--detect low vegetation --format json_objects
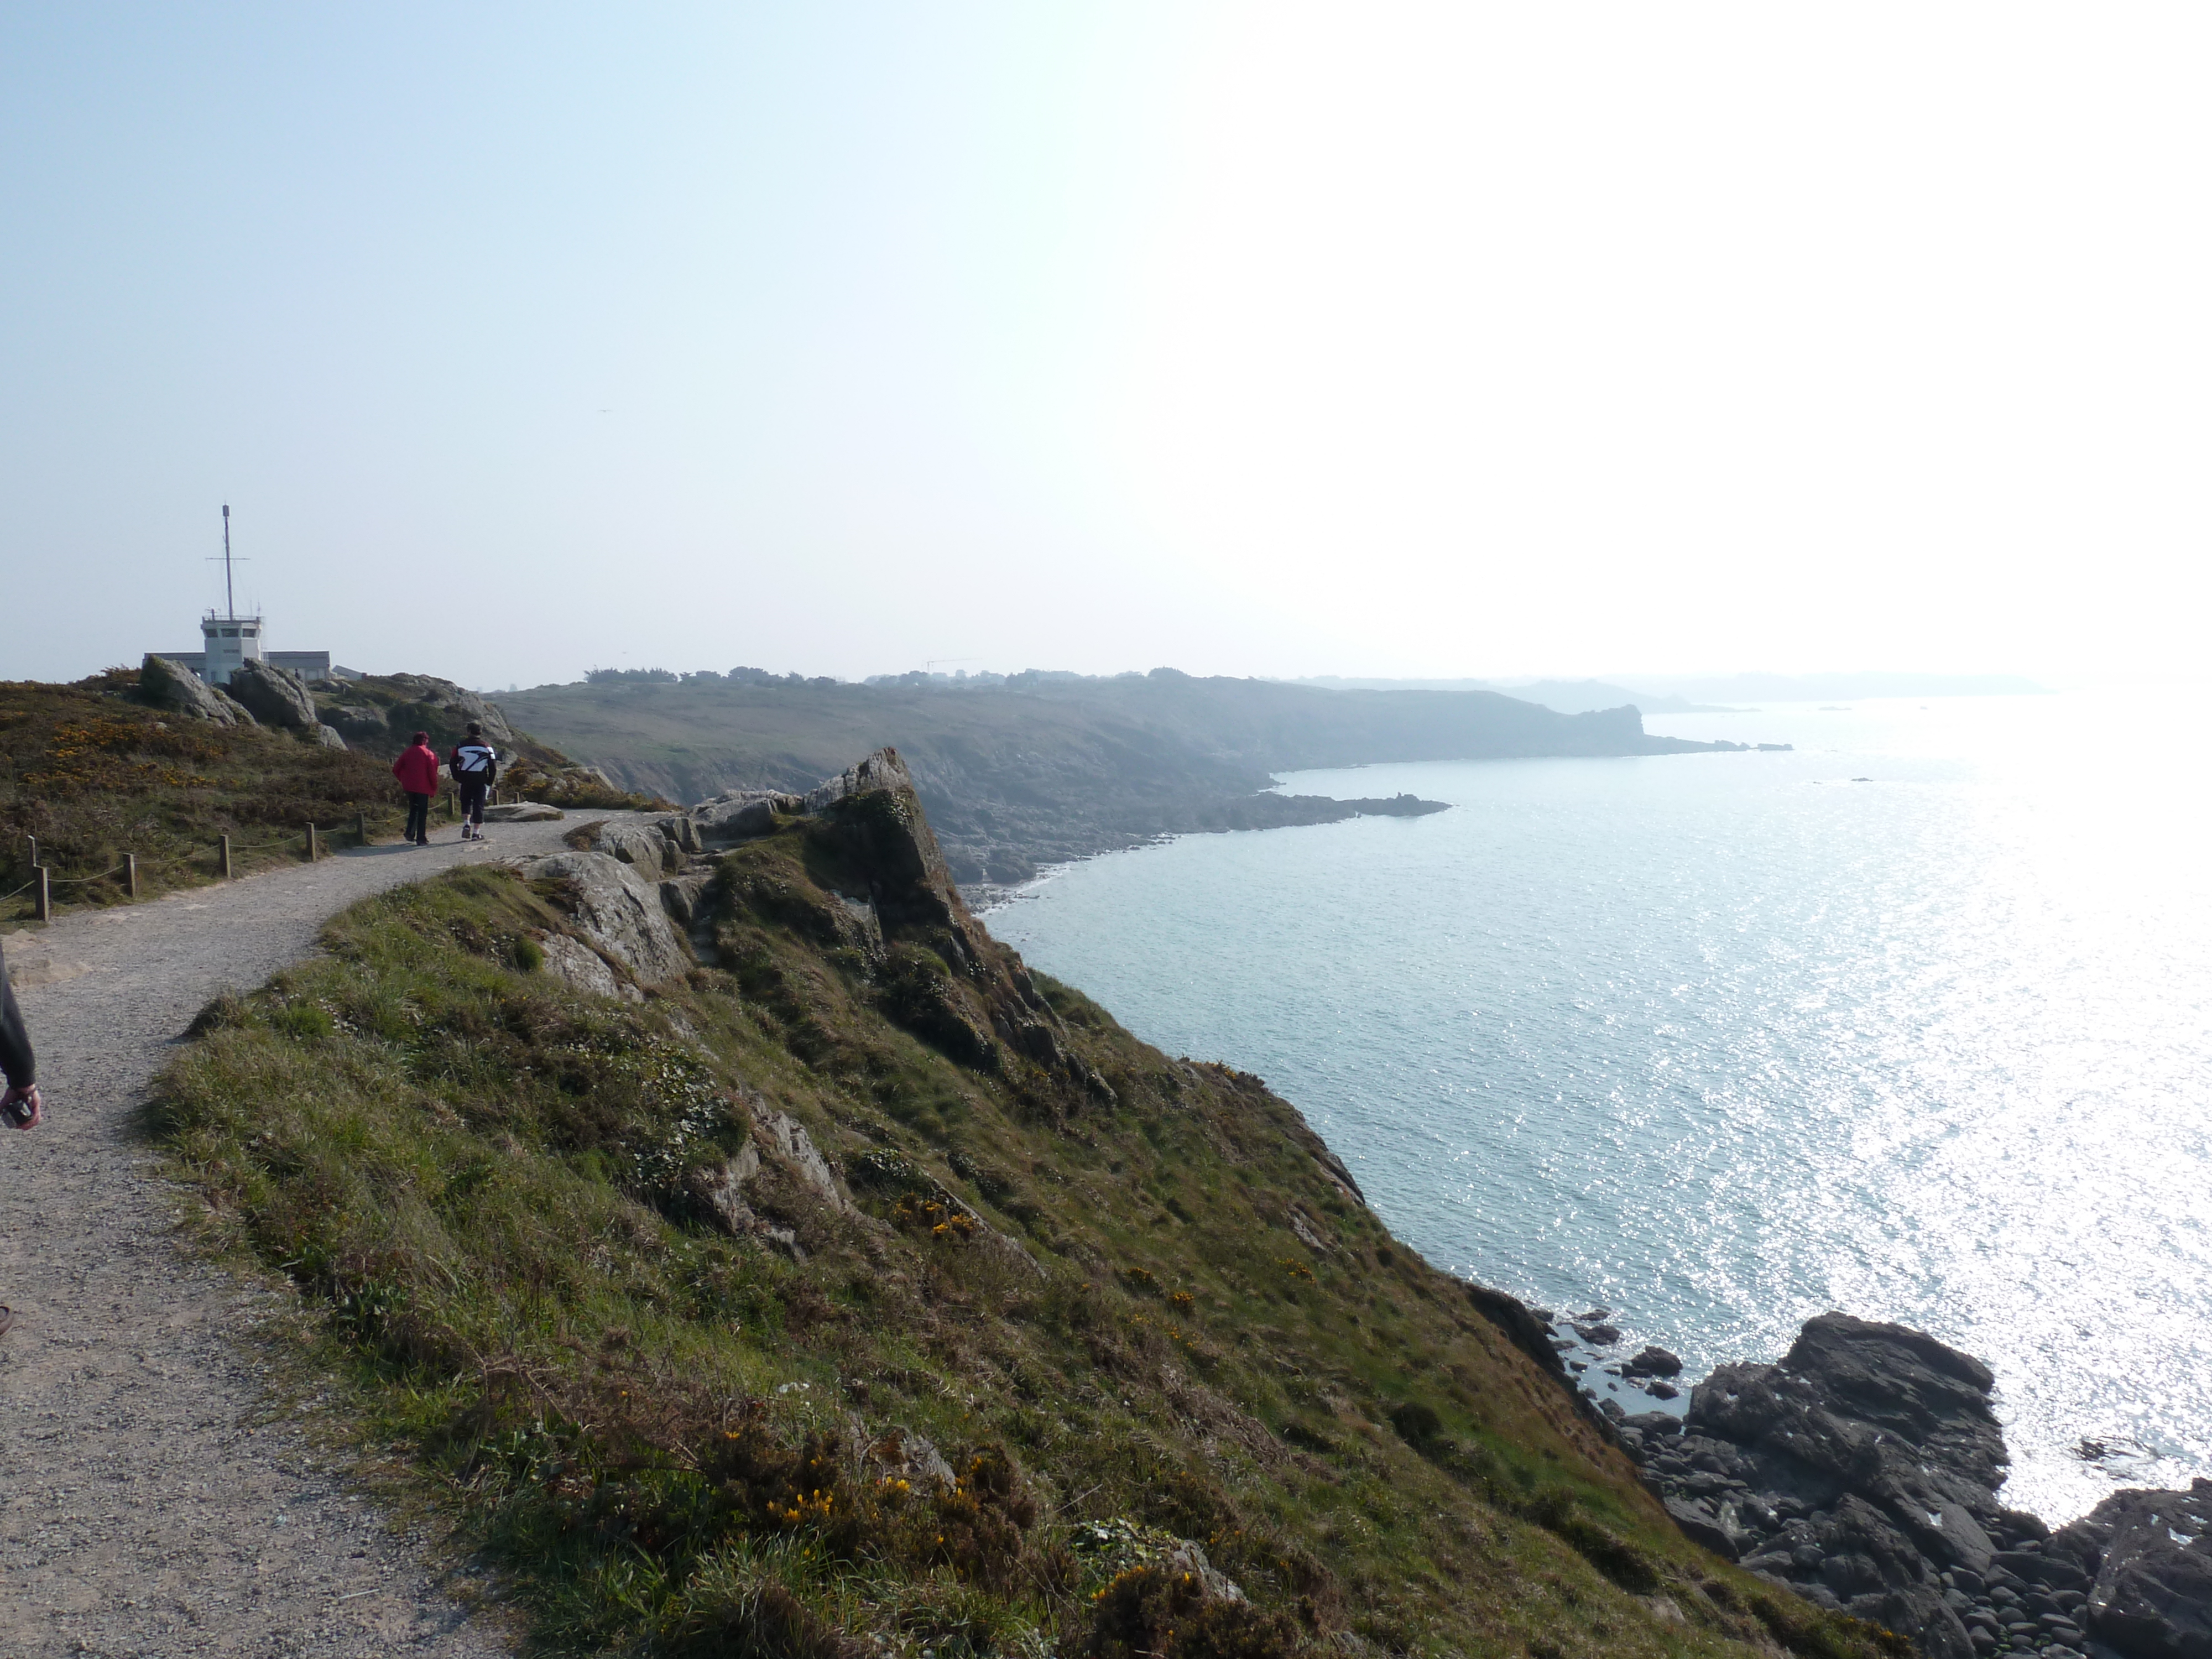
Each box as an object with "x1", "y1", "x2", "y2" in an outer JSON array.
[
  {"x1": 151, "y1": 790, "x2": 1903, "y2": 1658},
  {"x1": 1, "y1": 671, "x2": 407, "y2": 919}
]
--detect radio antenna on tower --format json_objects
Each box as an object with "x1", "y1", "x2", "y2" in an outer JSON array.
[{"x1": 208, "y1": 504, "x2": 249, "y2": 619}]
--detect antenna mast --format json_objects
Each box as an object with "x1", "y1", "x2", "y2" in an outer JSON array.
[{"x1": 222, "y1": 504, "x2": 234, "y2": 619}]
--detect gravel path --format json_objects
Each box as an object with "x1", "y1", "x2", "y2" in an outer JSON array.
[{"x1": 0, "y1": 813, "x2": 644, "y2": 1657}]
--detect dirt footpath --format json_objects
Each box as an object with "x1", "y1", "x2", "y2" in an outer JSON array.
[{"x1": 0, "y1": 813, "x2": 645, "y2": 1657}]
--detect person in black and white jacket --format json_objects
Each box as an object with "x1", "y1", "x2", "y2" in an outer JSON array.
[{"x1": 446, "y1": 722, "x2": 500, "y2": 841}]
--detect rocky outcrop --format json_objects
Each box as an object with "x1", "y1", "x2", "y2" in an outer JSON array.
[
  {"x1": 691, "y1": 790, "x2": 802, "y2": 842},
  {"x1": 321, "y1": 701, "x2": 392, "y2": 744},
  {"x1": 1621, "y1": 1314, "x2": 2212, "y2": 1659},
  {"x1": 138, "y1": 655, "x2": 254, "y2": 726},
  {"x1": 226, "y1": 659, "x2": 323, "y2": 731},
  {"x1": 535, "y1": 933, "x2": 638, "y2": 1002},
  {"x1": 691, "y1": 1107, "x2": 853, "y2": 1256},
  {"x1": 518, "y1": 851, "x2": 691, "y2": 988},
  {"x1": 314, "y1": 723, "x2": 348, "y2": 749},
  {"x1": 372, "y1": 674, "x2": 516, "y2": 748},
  {"x1": 2056, "y1": 1482, "x2": 2212, "y2": 1659},
  {"x1": 596, "y1": 822, "x2": 678, "y2": 879}
]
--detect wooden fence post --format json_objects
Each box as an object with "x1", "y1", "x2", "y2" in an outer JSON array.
[
  {"x1": 306, "y1": 823, "x2": 319, "y2": 862},
  {"x1": 25, "y1": 836, "x2": 35, "y2": 869},
  {"x1": 219, "y1": 834, "x2": 232, "y2": 879},
  {"x1": 33, "y1": 867, "x2": 49, "y2": 922},
  {"x1": 357, "y1": 810, "x2": 367, "y2": 844},
  {"x1": 124, "y1": 852, "x2": 138, "y2": 898}
]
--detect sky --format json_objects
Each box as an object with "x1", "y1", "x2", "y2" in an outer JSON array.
[{"x1": 4, "y1": 3, "x2": 2208, "y2": 688}]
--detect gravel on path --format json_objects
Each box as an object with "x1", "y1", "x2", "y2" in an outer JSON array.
[{"x1": 0, "y1": 814, "x2": 644, "y2": 1657}]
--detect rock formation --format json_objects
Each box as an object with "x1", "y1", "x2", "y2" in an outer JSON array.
[
  {"x1": 137, "y1": 655, "x2": 254, "y2": 726},
  {"x1": 516, "y1": 850, "x2": 692, "y2": 989},
  {"x1": 225, "y1": 659, "x2": 324, "y2": 732},
  {"x1": 1618, "y1": 1314, "x2": 2212, "y2": 1659}
]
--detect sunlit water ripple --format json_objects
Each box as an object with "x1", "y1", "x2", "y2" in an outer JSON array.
[{"x1": 984, "y1": 692, "x2": 2211, "y2": 1523}]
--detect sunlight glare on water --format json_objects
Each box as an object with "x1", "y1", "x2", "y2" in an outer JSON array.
[{"x1": 986, "y1": 691, "x2": 2212, "y2": 1522}]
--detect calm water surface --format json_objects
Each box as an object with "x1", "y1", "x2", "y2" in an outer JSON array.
[{"x1": 985, "y1": 692, "x2": 2211, "y2": 1522}]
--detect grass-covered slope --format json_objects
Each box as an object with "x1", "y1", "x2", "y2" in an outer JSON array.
[
  {"x1": 1, "y1": 671, "x2": 410, "y2": 917},
  {"x1": 152, "y1": 777, "x2": 1901, "y2": 1659}
]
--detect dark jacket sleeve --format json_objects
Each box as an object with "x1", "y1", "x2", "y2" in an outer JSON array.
[{"x1": 0, "y1": 941, "x2": 34, "y2": 1089}]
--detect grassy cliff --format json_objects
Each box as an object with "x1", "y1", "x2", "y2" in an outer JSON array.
[{"x1": 152, "y1": 768, "x2": 1898, "y2": 1659}]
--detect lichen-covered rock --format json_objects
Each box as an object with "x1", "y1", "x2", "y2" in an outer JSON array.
[
  {"x1": 535, "y1": 933, "x2": 638, "y2": 1001},
  {"x1": 138, "y1": 655, "x2": 254, "y2": 726},
  {"x1": 226, "y1": 659, "x2": 322, "y2": 731},
  {"x1": 518, "y1": 851, "x2": 690, "y2": 986},
  {"x1": 315, "y1": 723, "x2": 347, "y2": 749}
]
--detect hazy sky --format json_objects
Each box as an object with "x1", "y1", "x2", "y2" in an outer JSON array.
[{"x1": 5, "y1": 4, "x2": 2206, "y2": 688}]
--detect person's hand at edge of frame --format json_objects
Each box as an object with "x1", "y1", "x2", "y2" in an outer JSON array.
[{"x1": 2, "y1": 1084, "x2": 43, "y2": 1130}]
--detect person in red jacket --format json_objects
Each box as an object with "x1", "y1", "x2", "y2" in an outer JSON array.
[{"x1": 392, "y1": 731, "x2": 441, "y2": 846}]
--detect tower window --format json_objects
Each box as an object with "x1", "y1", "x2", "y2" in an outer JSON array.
[{"x1": 222, "y1": 628, "x2": 239, "y2": 638}]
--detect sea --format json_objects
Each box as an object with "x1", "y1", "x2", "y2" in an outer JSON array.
[{"x1": 983, "y1": 690, "x2": 2212, "y2": 1525}]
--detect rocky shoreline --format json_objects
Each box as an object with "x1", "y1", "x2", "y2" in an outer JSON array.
[{"x1": 1538, "y1": 1310, "x2": 2208, "y2": 1659}]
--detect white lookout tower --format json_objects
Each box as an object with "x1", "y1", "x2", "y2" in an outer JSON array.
[
  {"x1": 200, "y1": 504, "x2": 264, "y2": 686},
  {"x1": 158, "y1": 505, "x2": 346, "y2": 684}
]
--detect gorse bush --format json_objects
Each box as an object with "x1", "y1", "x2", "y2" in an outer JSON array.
[{"x1": 155, "y1": 814, "x2": 1906, "y2": 1659}]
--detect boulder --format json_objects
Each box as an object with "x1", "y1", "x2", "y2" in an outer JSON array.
[
  {"x1": 650, "y1": 812, "x2": 703, "y2": 854},
  {"x1": 598, "y1": 823, "x2": 676, "y2": 878},
  {"x1": 226, "y1": 659, "x2": 322, "y2": 730},
  {"x1": 691, "y1": 798, "x2": 776, "y2": 841},
  {"x1": 139, "y1": 655, "x2": 254, "y2": 726},
  {"x1": 324, "y1": 703, "x2": 390, "y2": 742},
  {"x1": 481, "y1": 802, "x2": 564, "y2": 822},
  {"x1": 1625, "y1": 1345, "x2": 1684, "y2": 1378},
  {"x1": 315, "y1": 724, "x2": 348, "y2": 749},
  {"x1": 517, "y1": 851, "x2": 691, "y2": 987}
]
